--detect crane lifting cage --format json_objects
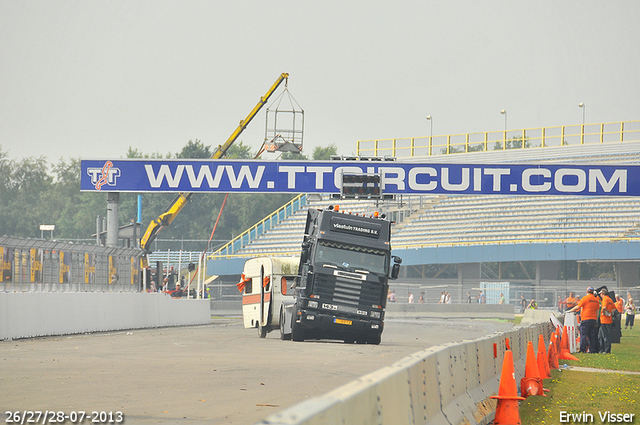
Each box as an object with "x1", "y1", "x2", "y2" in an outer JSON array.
[
  {"x1": 263, "y1": 83, "x2": 304, "y2": 153},
  {"x1": 138, "y1": 73, "x2": 292, "y2": 268}
]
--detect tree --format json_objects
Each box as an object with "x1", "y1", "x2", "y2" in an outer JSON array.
[
  {"x1": 312, "y1": 143, "x2": 338, "y2": 160},
  {"x1": 0, "y1": 154, "x2": 53, "y2": 237},
  {"x1": 177, "y1": 139, "x2": 212, "y2": 159},
  {"x1": 225, "y1": 141, "x2": 253, "y2": 159},
  {"x1": 279, "y1": 151, "x2": 308, "y2": 160},
  {"x1": 493, "y1": 136, "x2": 531, "y2": 151}
]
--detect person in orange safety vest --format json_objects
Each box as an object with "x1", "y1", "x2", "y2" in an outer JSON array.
[
  {"x1": 565, "y1": 292, "x2": 578, "y2": 310},
  {"x1": 568, "y1": 287, "x2": 600, "y2": 353},
  {"x1": 598, "y1": 288, "x2": 617, "y2": 354},
  {"x1": 615, "y1": 296, "x2": 624, "y2": 314}
]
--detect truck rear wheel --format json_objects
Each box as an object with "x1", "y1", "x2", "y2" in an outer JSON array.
[{"x1": 280, "y1": 309, "x2": 291, "y2": 340}]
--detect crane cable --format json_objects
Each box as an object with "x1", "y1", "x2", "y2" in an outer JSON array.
[{"x1": 187, "y1": 144, "x2": 268, "y2": 292}]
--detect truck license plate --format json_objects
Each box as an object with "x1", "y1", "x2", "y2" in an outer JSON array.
[{"x1": 334, "y1": 318, "x2": 352, "y2": 325}]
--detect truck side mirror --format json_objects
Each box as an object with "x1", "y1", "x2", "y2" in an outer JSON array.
[
  {"x1": 300, "y1": 246, "x2": 309, "y2": 264},
  {"x1": 390, "y1": 256, "x2": 402, "y2": 279},
  {"x1": 391, "y1": 255, "x2": 402, "y2": 279},
  {"x1": 391, "y1": 263, "x2": 400, "y2": 280}
]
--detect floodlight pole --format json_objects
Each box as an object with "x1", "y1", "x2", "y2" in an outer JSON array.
[{"x1": 501, "y1": 110, "x2": 507, "y2": 147}]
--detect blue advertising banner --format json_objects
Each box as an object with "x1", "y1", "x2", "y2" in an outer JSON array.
[{"x1": 81, "y1": 159, "x2": 637, "y2": 196}]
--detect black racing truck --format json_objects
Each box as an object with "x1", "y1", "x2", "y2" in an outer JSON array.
[{"x1": 284, "y1": 205, "x2": 401, "y2": 344}]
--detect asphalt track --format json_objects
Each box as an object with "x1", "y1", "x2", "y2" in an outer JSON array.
[{"x1": 1, "y1": 316, "x2": 513, "y2": 424}]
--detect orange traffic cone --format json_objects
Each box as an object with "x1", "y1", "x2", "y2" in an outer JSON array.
[
  {"x1": 558, "y1": 325, "x2": 580, "y2": 361},
  {"x1": 537, "y1": 335, "x2": 551, "y2": 379},
  {"x1": 491, "y1": 349, "x2": 525, "y2": 424},
  {"x1": 521, "y1": 341, "x2": 545, "y2": 397},
  {"x1": 548, "y1": 333, "x2": 559, "y2": 370}
]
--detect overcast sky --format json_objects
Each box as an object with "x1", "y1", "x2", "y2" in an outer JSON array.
[{"x1": 1, "y1": 1, "x2": 639, "y2": 163}]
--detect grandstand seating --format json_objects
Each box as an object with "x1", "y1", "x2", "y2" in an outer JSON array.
[{"x1": 392, "y1": 195, "x2": 640, "y2": 247}]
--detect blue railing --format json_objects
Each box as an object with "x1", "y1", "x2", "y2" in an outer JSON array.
[{"x1": 210, "y1": 193, "x2": 307, "y2": 258}]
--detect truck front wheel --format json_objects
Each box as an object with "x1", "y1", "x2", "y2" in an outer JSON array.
[
  {"x1": 291, "y1": 306, "x2": 305, "y2": 342},
  {"x1": 367, "y1": 334, "x2": 381, "y2": 345}
]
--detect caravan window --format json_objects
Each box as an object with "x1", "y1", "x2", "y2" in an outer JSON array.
[{"x1": 281, "y1": 276, "x2": 296, "y2": 295}]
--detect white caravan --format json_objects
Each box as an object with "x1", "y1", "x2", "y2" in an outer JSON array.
[{"x1": 238, "y1": 257, "x2": 299, "y2": 338}]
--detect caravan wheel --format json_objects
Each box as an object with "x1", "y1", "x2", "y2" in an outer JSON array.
[{"x1": 257, "y1": 323, "x2": 267, "y2": 338}]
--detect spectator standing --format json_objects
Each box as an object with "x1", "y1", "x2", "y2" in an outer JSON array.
[
  {"x1": 520, "y1": 294, "x2": 527, "y2": 313},
  {"x1": 565, "y1": 292, "x2": 578, "y2": 311},
  {"x1": 625, "y1": 298, "x2": 636, "y2": 329},
  {"x1": 418, "y1": 292, "x2": 425, "y2": 303},
  {"x1": 499, "y1": 293, "x2": 505, "y2": 305},
  {"x1": 557, "y1": 296, "x2": 565, "y2": 312},
  {"x1": 445, "y1": 291, "x2": 451, "y2": 304},
  {"x1": 438, "y1": 291, "x2": 445, "y2": 304},
  {"x1": 598, "y1": 288, "x2": 616, "y2": 354},
  {"x1": 172, "y1": 282, "x2": 184, "y2": 298},
  {"x1": 615, "y1": 296, "x2": 624, "y2": 314},
  {"x1": 479, "y1": 291, "x2": 485, "y2": 304},
  {"x1": 408, "y1": 292, "x2": 414, "y2": 303},
  {"x1": 387, "y1": 290, "x2": 396, "y2": 303},
  {"x1": 568, "y1": 286, "x2": 601, "y2": 353},
  {"x1": 528, "y1": 299, "x2": 538, "y2": 309},
  {"x1": 466, "y1": 292, "x2": 472, "y2": 303}
]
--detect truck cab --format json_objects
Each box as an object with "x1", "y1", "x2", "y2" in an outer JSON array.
[{"x1": 287, "y1": 206, "x2": 401, "y2": 344}]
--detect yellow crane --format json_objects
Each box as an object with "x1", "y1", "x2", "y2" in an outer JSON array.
[{"x1": 139, "y1": 73, "x2": 290, "y2": 267}]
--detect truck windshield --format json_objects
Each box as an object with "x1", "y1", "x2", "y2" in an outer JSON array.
[{"x1": 314, "y1": 240, "x2": 388, "y2": 275}]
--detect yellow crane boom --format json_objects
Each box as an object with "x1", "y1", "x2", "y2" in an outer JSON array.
[{"x1": 139, "y1": 73, "x2": 289, "y2": 266}]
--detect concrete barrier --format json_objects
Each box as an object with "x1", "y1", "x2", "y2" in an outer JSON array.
[
  {"x1": 0, "y1": 292, "x2": 211, "y2": 340},
  {"x1": 385, "y1": 303, "x2": 514, "y2": 320},
  {"x1": 520, "y1": 308, "x2": 559, "y2": 325},
  {"x1": 210, "y1": 299, "x2": 242, "y2": 314},
  {"x1": 257, "y1": 321, "x2": 551, "y2": 425}
]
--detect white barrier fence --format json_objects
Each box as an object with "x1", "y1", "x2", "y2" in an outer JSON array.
[
  {"x1": 0, "y1": 292, "x2": 211, "y2": 340},
  {"x1": 258, "y1": 318, "x2": 552, "y2": 425}
]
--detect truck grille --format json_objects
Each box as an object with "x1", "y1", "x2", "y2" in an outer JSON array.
[{"x1": 313, "y1": 273, "x2": 382, "y2": 308}]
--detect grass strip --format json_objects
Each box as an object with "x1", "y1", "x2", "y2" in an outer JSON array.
[{"x1": 519, "y1": 324, "x2": 640, "y2": 423}]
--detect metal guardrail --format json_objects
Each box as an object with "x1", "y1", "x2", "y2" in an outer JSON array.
[
  {"x1": 208, "y1": 193, "x2": 307, "y2": 258},
  {"x1": 207, "y1": 250, "x2": 301, "y2": 261},
  {"x1": 147, "y1": 250, "x2": 203, "y2": 271},
  {"x1": 357, "y1": 120, "x2": 640, "y2": 157},
  {"x1": 0, "y1": 236, "x2": 144, "y2": 292}
]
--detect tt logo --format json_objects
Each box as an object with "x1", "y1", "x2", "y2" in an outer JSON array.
[{"x1": 87, "y1": 161, "x2": 121, "y2": 190}]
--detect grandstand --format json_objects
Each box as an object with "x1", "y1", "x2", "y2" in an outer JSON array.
[{"x1": 206, "y1": 122, "x2": 640, "y2": 307}]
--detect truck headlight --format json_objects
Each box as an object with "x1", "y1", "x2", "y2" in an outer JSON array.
[
  {"x1": 371, "y1": 311, "x2": 381, "y2": 319},
  {"x1": 308, "y1": 300, "x2": 318, "y2": 309}
]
